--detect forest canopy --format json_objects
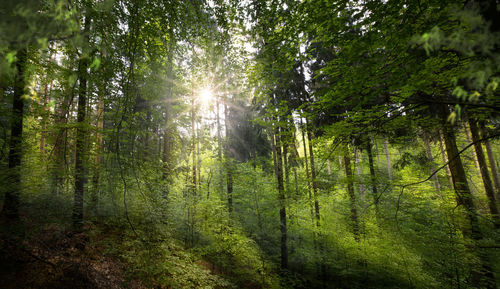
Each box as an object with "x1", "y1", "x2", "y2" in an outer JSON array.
[{"x1": 0, "y1": 0, "x2": 499, "y2": 288}]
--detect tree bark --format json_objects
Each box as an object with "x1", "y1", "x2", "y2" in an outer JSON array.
[
  {"x1": 90, "y1": 81, "x2": 104, "y2": 214},
  {"x1": 468, "y1": 119, "x2": 499, "y2": 227},
  {"x1": 440, "y1": 109, "x2": 496, "y2": 288},
  {"x1": 191, "y1": 91, "x2": 197, "y2": 195},
  {"x1": 72, "y1": 13, "x2": 91, "y2": 230},
  {"x1": 383, "y1": 136, "x2": 392, "y2": 180},
  {"x1": 344, "y1": 147, "x2": 360, "y2": 242},
  {"x1": 366, "y1": 139, "x2": 379, "y2": 211},
  {"x1": 2, "y1": 48, "x2": 27, "y2": 220},
  {"x1": 162, "y1": 40, "x2": 175, "y2": 190},
  {"x1": 439, "y1": 129, "x2": 455, "y2": 188},
  {"x1": 306, "y1": 121, "x2": 320, "y2": 226},
  {"x1": 423, "y1": 132, "x2": 441, "y2": 191},
  {"x1": 355, "y1": 148, "x2": 364, "y2": 195},
  {"x1": 300, "y1": 117, "x2": 314, "y2": 220},
  {"x1": 481, "y1": 124, "x2": 500, "y2": 203},
  {"x1": 463, "y1": 122, "x2": 481, "y2": 172},
  {"x1": 271, "y1": 123, "x2": 288, "y2": 270},
  {"x1": 225, "y1": 102, "x2": 233, "y2": 213}
]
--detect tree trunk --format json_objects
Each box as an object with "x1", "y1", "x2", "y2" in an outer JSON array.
[
  {"x1": 283, "y1": 133, "x2": 290, "y2": 196},
  {"x1": 468, "y1": 119, "x2": 499, "y2": 227},
  {"x1": 481, "y1": 124, "x2": 500, "y2": 203},
  {"x1": 373, "y1": 136, "x2": 381, "y2": 166},
  {"x1": 271, "y1": 124, "x2": 288, "y2": 270},
  {"x1": 300, "y1": 118, "x2": 314, "y2": 220},
  {"x1": 383, "y1": 136, "x2": 392, "y2": 180},
  {"x1": 72, "y1": 13, "x2": 91, "y2": 230},
  {"x1": 40, "y1": 80, "x2": 52, "y2": 155},
  {"x1": 306, "y1": 121, "x2": 320, "y2": 226},
  {"x1": 355, "y1": 148, "x2": 364, "y2": 196},
  {"x1": 90, "y1": 82, "x2": 104, "y2": 214},
  {"x1": 225, "y1": 102, "x2": 233, "y2": 213},
  {"x1": 463, "y1": 122, "x2": 481, "y2": 172},
  {"x1": 423, "y1": 132, "x2": 441, "y2": 191},
  {"x1": 366, "y1": 139, "x2": 379, "y2": 211},
  {"x1": 191, "y1": 91, "x2": 197, "y2": 195},
  {"x1": 40, "y1": 46, "x2": 55, "y2": 156},
  {"x1": 325, "y1": 142, "x2": 331, "y2": 175},
  {"x1": 344, "y1": 147, "x2": 360, "y2": 242},
  {"x1": 439, "y1": 129, "x2": 455, "y2": 188},
  {"x1": 162, "y1": 42, "x2": 174, "y2": 190},
  {"x1": 440, "y1": 109, "x2": 496, "y2": 288},
  {"x1": 2, "y1": 48, "x2": 27, "y2": 220}
]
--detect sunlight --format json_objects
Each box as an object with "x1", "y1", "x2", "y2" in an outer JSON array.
[{"x1": 199, "y1": 87, "x2": 214, "y2": 106}]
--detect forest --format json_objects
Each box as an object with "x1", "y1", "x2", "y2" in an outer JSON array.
[{"x1": 0, "y1": 0, "x2": 499, "y2": 288}]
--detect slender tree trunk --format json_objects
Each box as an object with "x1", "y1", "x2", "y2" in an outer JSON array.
[
  {"x1": 72, "y1": 13, "x2": 91, "y2": 230},
  {"x1": 217, "y1": 94, "x2": 223, "y2": 196},
  {"x1": 40, "y1": 81, "x2": 52, "y2": 155},
  {"x1": 383, "y1": 136, "x2": 392, "y2": 180},
  {"x1": 306, "y1": 121, "x2": 320, "y2": 225},
  {"x1": 344, "y1": 147, "x2": 360, "y2": 242},
  {"x1": 225, "y1": 102, "x2": 233, "y2": 213},
  {"x1": 373, "y1": 136, "x2": 381, "y2": 166},
  {"x1": 197, "y1": 121, "x2": 201, "y2": 188},
  {"x1": 355, "y1": 148, "x2": 364, "y2": 195},
  {"x1": 464, "y1": 122, "x2": 481, "y2": 172},
  {"x1": 162, "y1": 42, "x2": 174, "y2": 189},
  {"x1": 439, "y1": 129, "x2": 455, "y2": 188},
  {"x1": 366, "y1": 139, "x2": 379, "y2": 211},
  {"x1": 283, "y1": 134, "x2": 290, "y2": 196},
  {"x1": 423, "y1": 132, "x2": 441, "y2": 191},
  {"x1": 440, "y1": 109, "x2": 496, "y2": 289},
  {"x1": 300, "y1": 118, "x2": 313, "y2": 220},
  {"x1": 90, "y1": 83, "x2": 104, "y2": 214},
  {"x1": 271, "y1": 124, "x2": 288, "y2": 270},
  {"x1": 480, "y1": 124, "x2": 500, "y2": 203},
  {"x1": 191, "y1": 91, "x2": 197, "y2": 195},
  {"x1": 2, "y1": 48, "x2": 27, "y2": 220},
  {"x1": 468, "y1": 119, "x2": 499, "y2": 227},
  {"x1": 325, "y1": 142, "x2": 331, "y2": 175},
  {"x1": 40, "y1": 47, "x2": 55, "y2": 155}
]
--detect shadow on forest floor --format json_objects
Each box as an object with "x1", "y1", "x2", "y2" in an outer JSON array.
[{"x1": 0, "y1": 217, "x2": 145, "y2": 289}]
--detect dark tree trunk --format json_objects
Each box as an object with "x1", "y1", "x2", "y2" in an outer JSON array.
[
  {"x1": 344, "y1": 148, "x2": 360, "y2": 242},
  {"x1": 271, "y1": 123, "x2": 287, "y2": 270},
  {"x1": 481, "y1": 124, "x2": 500, "y2": 202},
  {"x1": 354, "y1": 148, "x2": 364, "y2": 195},
  {"x1": 72, "y1": 13, "x2": 91, "y2": 230},
  {"x1": 440, "y1": 109, "x2": 496, "y2": 288},
  {"x1": 468, "y1": 119, "x2": 499, "y2": 227},
  {"x1": 366, "y1": 139, "x2": 379, "y2": 211},
  {"x1": 383, "y1": 136, "x2": 392, "y2": 180},
  {"x1": 2, "y1": 48, "x2": 27, "y2": 220},
  {"x1": 463, "y1": 122, "x2": 481, "y2": 172}
]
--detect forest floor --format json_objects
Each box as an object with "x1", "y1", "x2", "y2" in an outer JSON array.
[
  {"x1": 0, "y1": 212, "x2": 240, "y2": 289},
  {"x1": 0, "y1": 215, "x2": 148, "y2": 289}
]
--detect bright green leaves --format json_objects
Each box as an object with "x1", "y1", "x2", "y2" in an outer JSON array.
[
  {"x1": 6, "y1": 51, "x2": 17, "y2": 64},
  {"x1": 417, "y1": 26, "x2": 445, "y2": 56},
  {"x1": 89, "y1": 57, "x2": 101, "y2": 71}
]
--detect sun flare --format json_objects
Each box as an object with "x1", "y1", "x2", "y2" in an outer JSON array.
[{"x1": 199, "y1": 87, "x2": 214, "y2": 106}]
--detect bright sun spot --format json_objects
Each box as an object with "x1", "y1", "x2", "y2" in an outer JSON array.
[{"x1": 199, "y1": 87, "x2": 214, "y2": 106}]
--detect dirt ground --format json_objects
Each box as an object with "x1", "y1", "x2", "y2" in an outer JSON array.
[{"x1": 0, "y1": 222, "x2": 145, "y2": 289}]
